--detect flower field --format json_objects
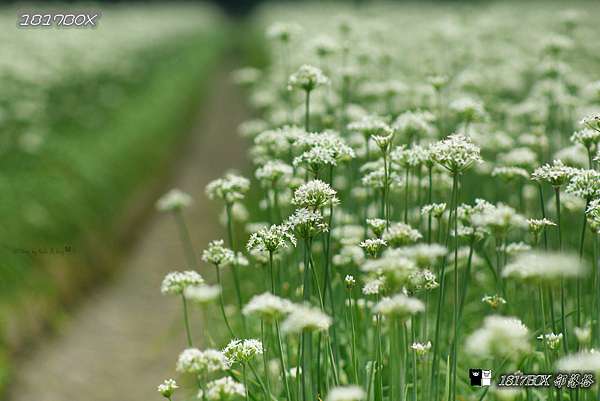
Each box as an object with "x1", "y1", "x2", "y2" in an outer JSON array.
[
  {"x1": 157, "y1": 2, "x2": 600, "y2": 401},
  {"x1": 0, "y1": 3, "x2": 225, "y2": 389}
]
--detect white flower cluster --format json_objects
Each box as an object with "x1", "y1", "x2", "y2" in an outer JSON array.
[
  {"x1": 503, "y1": 251, "x2": 586, "y2": 282},
  {"x1": 281, "y1": 304, "x2": 332, "y2": 333},
  {"x1": 247, "y1": 224, "x2": 296, "y2": 254},
  {"x1": 203, "y1": 377, "x2": 245, "y2": 401},
  {"x1": 222, "y1": 339, "x2": 263, "y2": 364},
  {"x1": 161, "y1": 271, "x2": 204, "y2": 295},
  {"x1": 176, "y1": 348, "x2": 230, "y2": 374},
  {"x1": 242, "y1": 292, "x2": 295, "y2": 321},
  {"x1": 430, "y1": 134, "x2": 482, "y2": 174},
  {"x1": 372, "y1": 293, "x2": 425, "y2": 318},
  {"x1": 326, "y1": 385, "x2": 366, "y2": 401},
  {"x1": 156, "y1": 189, "x2": 192, "y2": 212},
  {"x1": 157, "y1": 379, "x2": 178, "y2": 398},
  {"x1": 466, "y1": 315, "x2": 530, "y2": 359},
  {"x1": 288, "y1": 64, "x2": 329, "y2": 92},
  {"x1": 202, "y1": 240, "x2": 235, "y2": 267},
  {"x1": 206, "y1": 173, "x2": 250, "y2": 204},
  {"x1": 292, "y1": 179, "x2": 339, "y2": 209}
]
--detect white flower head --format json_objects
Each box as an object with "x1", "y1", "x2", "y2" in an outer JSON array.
[
  {"x1": 430, "y1": 134, "x2": 482, "y2": 174},
  {"x1": 502, "y1": 251, "x2": 587, "y2": 282},
  {"x1": 281, "y1": 304, "x2": 332, "y2": 333},
  {"x1": 492, "y1": 166, "x2": 529, "y2": 181},
  {"x1": 382, "y1": 222, "x2": 422, "y2": 246},
  {"x1": 362, "y1": 277, "x2": 385, "y2": 295},
  {"x1": 348, "y1": 115, "x2": 392, "y2": 139},
  {"x1": 176, "y1": 348, "x2": 230, "y2": 374},
  {"x1": 326, "y1": 385, "x2": 366, "y2": 401},
  {"x1": 204, "y1": 377, "x2": 245, "y2": 401},
  {"x1": 255, "y1": 160, "x2": 293, "y2": 185},
  {"x1": 580, "y1": 113, "x2": 600, "y2": 132},
  {"x1": 393, "y1": 110, "x2": 435, "y2": 140},
  {"x1": 566, "y1": 169, "x2": 600, "y2": 199},
  {"x1": 531, "y1": 160, "x2": 576, "y2": 187},
  {"x1": 156, "y1": 189, "x2": 192, "y2": 212},
  {"x1": 587, "y1": 199, "x2": 600, "y2": 233},
  {"x1": 481, "y1": 294, "x2": 507, "y2": 309},
  {"x1": 466, "y1": 315, "x2": 530, "y2": 359},
  {"x1": 557, "y1": 351, "x2": 600, "y2": 373},
  {"x1": 184, "y1": 284, "x2": 221, "y2": 304},
  {"x1": 344, "y1": 274, "x2": 356, "y2": 288},
  {"x1": 288, "y1": 64, "x2": 329, "y2": 92},
  {"x1": 527, "y1": 218, "x2": 556, "y2": 236},
  {"x1": 571, "y1": 128, "x2": 600, "y2": 149},
  {"x1": 202, "y1": 240, "x2": 235, "y2": 267},
  {"x1": 247, "y1": 224, "x2": 296, "y2": 254},
  {"x1": 359, "y1": 238, "x2": 388, "y2": 258},
  {"x1": 372, "y1": 293, "x2": 425, "y2": 319},
  {"x1": 292, "y1": 179, "x2": 339, "y2": 209},
  {"x1": 421, "y1": 203, "x2": 447, "y2": 218},
  {"x1": 242, "y1": 292, "x2": 295, "y2": 321},
  {"x1": 407, "y1": 269, "x2": 439, "y2": 292},
  {"x1": 449, "y1": 97, "x2": 486, "y2": 122},
  {"x1": 537, "y1": 332, "x2": 563, "y2": 350},
  {"x1": 157, "y1": 379, "x2": 178, "y2": 398},
  {"x1": 287, "y1": 208, "x2": 328, "y2": 239},
  {"x1": 366, "y1": 218, "x2": 387, "y2": 237},
  {"x1": 161, "y1": 271, "x2": 204, "y2": 295},
  {"x1": 206, "y1": 173, "x2": 250, "y2": 204},
  {"x1": 222, "y1": 339, "x2": 263, "y2": 364},
  {"x1": 411, "y1": 341, "x2": 432, "y2": 357}
]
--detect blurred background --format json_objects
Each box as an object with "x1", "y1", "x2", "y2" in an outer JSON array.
[{"x1": 0, "y1": 1, "x2": 598, "y2": 401}]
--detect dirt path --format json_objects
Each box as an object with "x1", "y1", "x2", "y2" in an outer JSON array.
[{"x1": 8, "y1": 63, "x2": 248, "y2": 401}]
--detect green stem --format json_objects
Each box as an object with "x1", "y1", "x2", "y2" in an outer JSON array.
[
  {"x1": 554, "y1": 187, "x2": 569, "y2": 354},
  {"x1": 404, "y1": 168, "x2": 410, "y2": 223},
  {"x1": 174, "y1": 210, "x2": 198, "y2": 269},
  {"x1": 261, "y1": 321, "x2": 272, "y2": 398},
  {"x1": 427, "y1": 165, "x2": 433, "y2": 244},
  {"x1": 305, "y1": 90, "x2": 311, "y2": 132},
  {"x1": 269, "y1": 251, "x2": 275, "y2": 294},
  {"x1": 215, "y1": 265, "x2": 234, "y2": 337},
  {"x1": 430, "y1": 170, "x2": 457, "y2": 401},
  {"x1": 243, "y1": 364, "x2": 249, "y2": 401},
  {"x1": 225, "y1": 203, "x2": 246, "y2": 332},
  {"x1": 275, "y1": 320, "x2": 292, "y2": 401},
  {"x1": 451, "y1": 173, "x2": 459, "y2": 401},
  {"x1": 181, "y1": 294, "x2": 193, "y2": 347}
]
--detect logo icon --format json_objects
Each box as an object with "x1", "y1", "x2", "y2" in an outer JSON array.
[{"x1": 470, "y1": 369, "x2": 492, "y2": 386}]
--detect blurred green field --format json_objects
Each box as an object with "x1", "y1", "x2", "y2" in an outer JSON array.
[{"x1": 0, "y1": 4, "x2": 227, "y2": 386}]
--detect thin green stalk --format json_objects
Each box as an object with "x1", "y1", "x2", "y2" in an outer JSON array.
[
  {"x1": 305, "y1": 90, "x2": 311, "y2": 132},
  {"x1": 577, "y1": 199, "x2": 590, "y2": 331},
  {"x1": 404, "y1": 168, "x2": 410, "y2": 223},
  {"x1": 243, "y1": 364, "x2": 250, "y2": 401},
  {"x1": 411, "y1": 317, "x2": 418, "y2": 401},
  {"x1": 215, "y1": 265, "x2": 234, "y2": 337},
  {"x1": 269, "y1": 251, "x2": 275, "y2": 294},
  {"x1": 451, "y1": 173, "x2": 459, "y2": 401},
  {"x1": 346, "y1": 289, "x2": 359, "y2": 384},
  {"x1": 174, "y1": 210, "x2": 198, "y2": 269},
  {"x1": 225, "y1": 203, "x2": 246, "y2": 331},
  {"x1": 429, "y1": 169, "x2": 457, "y2": 401},
  {"x1": 554, "y1": 187, "x2": 569, "y2": 354},
  {"x1": 181, "y1": 294, "x2": 193, "y2": 347},
  {"x1": 275, "y1": 320, "x2": 292, "y2": 401},
  {"x1": 427, "y1": 165, "x2": 433, "y2": 244},
  {"x1": 261, "y1": 321, "x2": 272, "y2": 398}
]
